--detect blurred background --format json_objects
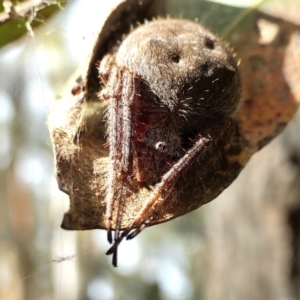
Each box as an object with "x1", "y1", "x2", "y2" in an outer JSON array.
[{"x1": 0, "y1": 0, "x2": 300, "y2": 299}]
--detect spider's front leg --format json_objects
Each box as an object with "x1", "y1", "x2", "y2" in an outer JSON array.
[{"x1": 99, "y1": 55, "x2": 139, "y2": 266}]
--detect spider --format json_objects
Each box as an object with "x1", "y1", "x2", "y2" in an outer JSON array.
[{"x1": 98, "y1": 19, "x2": 241, "y2": 266}]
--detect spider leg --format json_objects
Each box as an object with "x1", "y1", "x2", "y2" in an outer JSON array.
[
  {"x1": 101, "y1": 66, "x2": 123, "y2": 244},
  {"x1": 106, "y1": 134, "x2": 212, "y2": 254},
  {"x1": 130, "y1": 135, "x2": 212, "y2": 233},
  {"x1": 100, "y1": 60, "x2": 139, "y2": 266},
  {"x1": 114, "y1": 71, "x2": 137, "y2": 239},
  {"x1": 126, "y1": 223, "x2": 146, "y2": 240}
]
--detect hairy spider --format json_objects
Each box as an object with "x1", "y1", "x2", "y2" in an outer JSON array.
[{"x1": 98, "y1": 19, "x2": 241, "y2": 266}]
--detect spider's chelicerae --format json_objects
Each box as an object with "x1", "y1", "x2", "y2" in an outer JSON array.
[{"x1": 98, "y1": 19, "x2": 241, "y2": 266}]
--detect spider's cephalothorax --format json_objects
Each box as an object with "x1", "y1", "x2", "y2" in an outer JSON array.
[{"x1": 99, "y1": 19, "x2": 241, "y2": 266}]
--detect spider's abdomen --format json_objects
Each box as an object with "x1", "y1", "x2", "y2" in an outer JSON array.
[{"x1": 116, "y1": 19, "x2": 241, "y2": 121}]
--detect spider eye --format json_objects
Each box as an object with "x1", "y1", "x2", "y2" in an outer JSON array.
[
  {"x1": 200, "y1": 62, "x2": 209, "y2": 74},
  {"x1": 170, "y1": 53, "x2": 180, "y2": 63},
  {"x1": 204, "y1": 37, "x2": 215, "y2": 50}
]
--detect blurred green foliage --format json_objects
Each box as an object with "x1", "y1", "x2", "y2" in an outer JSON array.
[{"x1": 0, "y1": 0, "x2": 65, "y2": 48}]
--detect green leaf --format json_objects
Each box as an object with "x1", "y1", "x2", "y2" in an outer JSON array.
[{"x1": 0, "y1": 0, "x2": 66, "y2": 49}]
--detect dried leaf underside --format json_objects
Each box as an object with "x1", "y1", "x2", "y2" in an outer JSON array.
[{"x1": 48, "y1": 1, "x2": 299, "y2": 232}]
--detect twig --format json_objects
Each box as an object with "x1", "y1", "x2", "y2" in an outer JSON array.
[{"x1": 0, "y1": 0, "x2": 62, "y2": 24}]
